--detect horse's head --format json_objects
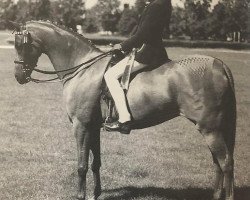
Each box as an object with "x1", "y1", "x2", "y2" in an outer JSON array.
[
  {"x1": 13, "y1": 23, "x2": 42, "y2": 84},
  {"x1": 11, "y1": 20, "x2": 104, "y2": 83}
]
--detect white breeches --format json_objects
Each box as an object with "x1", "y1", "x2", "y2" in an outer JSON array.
[{"x1": 104, "y1": 56, "x2": 147, "y2": 123}]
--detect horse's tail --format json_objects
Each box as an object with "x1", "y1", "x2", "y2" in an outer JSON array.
[
  {"x1": 222, "y1": 62, "x2": 235, "y2": 93},
  {"x1": 208, "y1": 58, "x2": 237, "y2": 200},
  {"x1": 213, "y1": 58, "x2": 236, "y2": 153},
  {"x1": 218, "y1": 59, "x2": 236, "y2": 153}
]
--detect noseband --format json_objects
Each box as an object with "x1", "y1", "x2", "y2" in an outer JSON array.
[{"x1": 14, "y1": 25, "x2": 34, "y2": 82}]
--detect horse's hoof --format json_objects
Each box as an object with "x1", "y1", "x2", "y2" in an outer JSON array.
[
  {"x1": 225, "y1": 197, "x2": 234, "y2": 200},
  {"x1": 93, "y1": 188, "x2": 101, "y2": 199},
  {"x1": 76, "y1": 193, "x2": 85, "y2": 200},
  {"x1": 88, "y1": 196, "x2": 98, "y2": 200},
  {"x1": 212, "y1": 190, "x2": 223, "y2": 200}
]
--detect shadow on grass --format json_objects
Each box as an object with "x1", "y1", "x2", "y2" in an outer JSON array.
[{"x1": 102, "y1": 186, "x2": 250, "y2": 200}]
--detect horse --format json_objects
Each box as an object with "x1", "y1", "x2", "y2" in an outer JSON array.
[{"x1": 12, "y1": 21, "x2": 236, "y2": 200}]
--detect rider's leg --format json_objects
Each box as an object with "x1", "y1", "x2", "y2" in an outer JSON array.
[{"x1": 104, "y1": 57, "x2": 147, "y2": 123}]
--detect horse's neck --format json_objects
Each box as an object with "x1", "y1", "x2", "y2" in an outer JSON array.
[
  {"x1": 29, "y1": 22, "x2": 102, "y2": 78},
  {"x1": 45, "y1": 36, "x2": 101, "y2": 79}
]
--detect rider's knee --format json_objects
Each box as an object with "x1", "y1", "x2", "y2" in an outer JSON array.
[
  {"x1": 104, "y1": 70, "x2": 118, "y2": 82},
  {"x1": 104, "y1": 71, "x2": 110, "y2": 82}
]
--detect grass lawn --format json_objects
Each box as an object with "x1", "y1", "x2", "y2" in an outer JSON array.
[
  {"x1": 0, "y1": 45, "x2": 249, "y2": 200},
  {"x1": 0, "y1": 31, "x2": 13, "y2": 45}
]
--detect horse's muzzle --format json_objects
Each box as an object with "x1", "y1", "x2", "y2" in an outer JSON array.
[{"x1": 14, "y1": 65, "x2": 30, "y2": 84}]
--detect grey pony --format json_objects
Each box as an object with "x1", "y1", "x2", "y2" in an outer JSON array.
[{"x1": 13, "y1": 21, "x2": 236, "y2": 200}]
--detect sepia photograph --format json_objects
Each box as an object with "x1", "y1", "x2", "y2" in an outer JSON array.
[{"x1": 0, "y1": 0, "x2": 249, "y2": 199}]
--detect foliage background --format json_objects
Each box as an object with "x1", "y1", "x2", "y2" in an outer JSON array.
[{"x1": 0, "y1": 0, "x2": 249, "y2": 41}]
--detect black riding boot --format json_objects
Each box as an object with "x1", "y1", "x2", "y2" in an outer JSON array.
[{"x1": 104, "y1": 121, "x2": 132, "y2": 134}]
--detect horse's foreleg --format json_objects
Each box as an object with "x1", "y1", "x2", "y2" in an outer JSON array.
[
  {"x1": 74, "y1": 120, "x2": 91, "y2": 200},
  {"x1": 90, "y1": 128, "x2": 102, "y2": 200}
]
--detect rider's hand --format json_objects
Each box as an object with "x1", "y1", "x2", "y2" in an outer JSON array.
[
  {"x1": 113, "y1": 43, "x2": 122, "y2": 51},
  {"x1": 111, "y1": 43, "x2": 125, "y2": 59}
]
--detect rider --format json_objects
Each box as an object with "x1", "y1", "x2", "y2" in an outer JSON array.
[{"x1": 104, "y1": 0, "x2": 172, "y2": 134}]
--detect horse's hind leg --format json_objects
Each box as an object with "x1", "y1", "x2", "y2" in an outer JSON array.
[
  {"x1": 201, "y1": 130, "x2": 234, "y2": 200},
  {"x1": 212, "y1": 154, "x2": 224, "y2": 200}
]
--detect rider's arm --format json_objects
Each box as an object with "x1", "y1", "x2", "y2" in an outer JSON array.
[{"x1": 120, "y1": 4, "x2": 164, "y2": 52}]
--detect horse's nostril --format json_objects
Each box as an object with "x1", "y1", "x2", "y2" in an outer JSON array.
[
  {"x1": 14, "y1": 74, "x2": 20, "y2": 81},
  {"x1": 14, "y1": 74, "x2": 27, "y2": 84}
]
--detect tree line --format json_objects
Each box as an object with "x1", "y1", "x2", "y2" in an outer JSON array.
[{"x1": 0, "y1": 0, "x2": 249, "y2": 41}]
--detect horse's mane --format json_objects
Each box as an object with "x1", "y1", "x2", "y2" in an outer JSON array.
[{"x1": 26, "y1": 20, "x2": 100, "y2": 51}]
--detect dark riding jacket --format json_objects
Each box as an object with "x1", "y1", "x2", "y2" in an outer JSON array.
[{"x1": 121, "y1": 0, "x2": 172, "y2": 65}]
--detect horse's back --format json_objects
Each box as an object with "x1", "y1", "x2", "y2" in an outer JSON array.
[{"x1": 130, "y1": 54, "x2": 228, "y2": 95}]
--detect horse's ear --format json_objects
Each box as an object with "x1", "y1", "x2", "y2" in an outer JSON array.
[{"x1": 6, "y1": 20, "x2": 22, "y2": 32}]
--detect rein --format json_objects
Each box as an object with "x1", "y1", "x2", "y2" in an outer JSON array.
[
  {"x1": 30, "y1": 52, "x2": 112, "y2": 83},
  {"x1": 30, "y1": 51, "x2": 113, "y2": 83},
  {"x1": 33, "y1": 51, "x2": 112, "y2": 75}
]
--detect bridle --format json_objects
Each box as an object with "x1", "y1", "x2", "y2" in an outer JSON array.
[
  {"x1": 14, "y1": 25, "x2": 35, "y2": 82},
  {"x1": 14, "y1": 25, "x2": 114, "y2": 83}
]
